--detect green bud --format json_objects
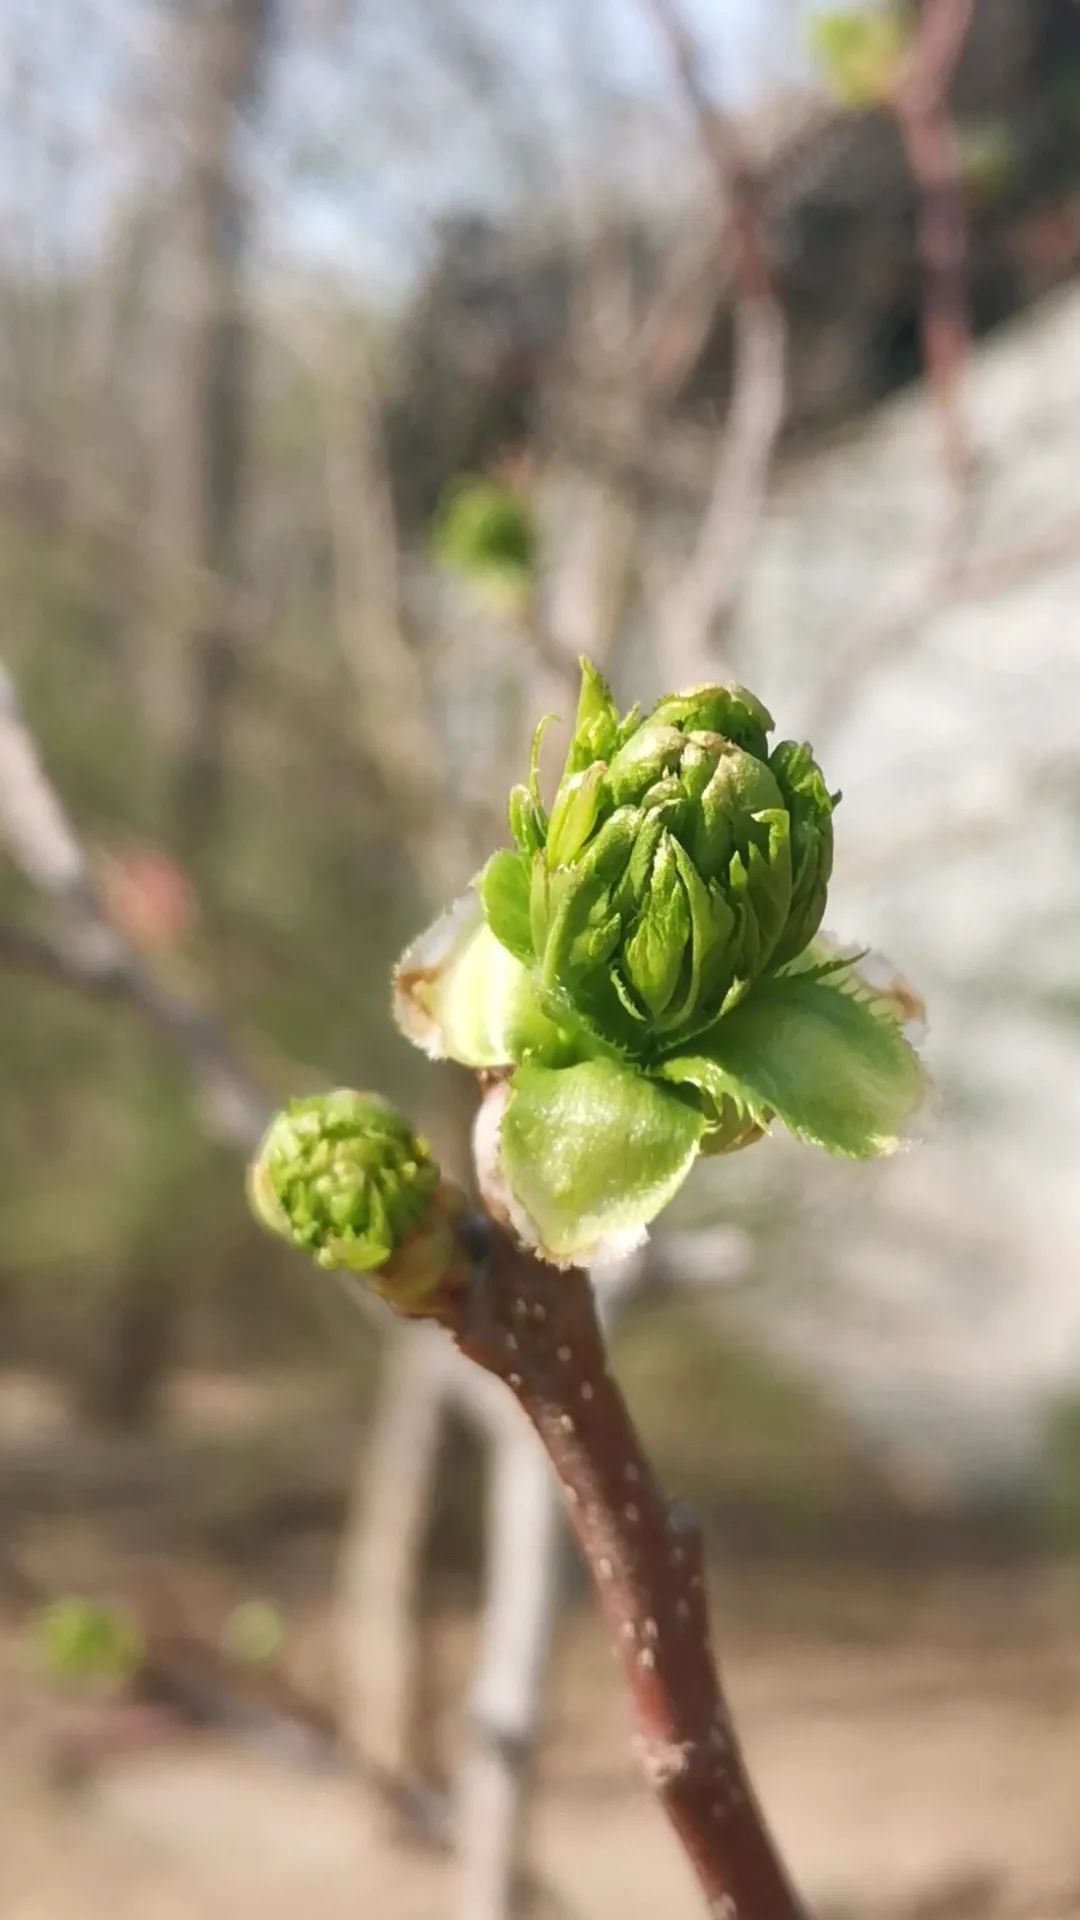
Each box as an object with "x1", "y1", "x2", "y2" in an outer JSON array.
[
  {"x1": 605, "y1": 725, "x2": 685, "y2": 807},
  {"x1": 394, "y1": 663, "x2": 925, "y2": 1266},
  {"x1": 545, "y1": 762, "x2": 606, "y2": 867},
  {"x1": 768, "y1": 739, "x2": 836, "y2": 964},
  {"x1": 248, "y1": 1091, "x2": 463, "y2": 1315},
  {"x1": 492, "y1": 665, "x2": 828, "y2": 1056},
  {"x1": 622, "y1": 831, "x2": 690, "y2": 1017},
  {"x1": 648, "y1": 684, "x2": 773, "y2": 758}
]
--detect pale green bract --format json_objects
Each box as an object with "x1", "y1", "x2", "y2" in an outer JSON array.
[{"x1": 394, "y1": 661, "x2": 927, "y2": 1265}]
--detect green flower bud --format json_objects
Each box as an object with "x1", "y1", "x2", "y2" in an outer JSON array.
[
  {"x1": 248, "y1": 1091, "x2": 464, "y2": 1315},
  {"x1": 480, "y1": 663, "x2": 835, "y2": 1059},
  {"x1": 395, "y1": 662, "x2": 926, "y2": 1268}
]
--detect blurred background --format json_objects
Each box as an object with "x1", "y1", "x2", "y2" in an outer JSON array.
[{"x1": 2, "y1": 1, "x2": 1079, "y2": 1916}]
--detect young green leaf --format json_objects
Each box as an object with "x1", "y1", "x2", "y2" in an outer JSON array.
[
  {"x1": 687, "y1": 964, "x2": 927, "y2": 1157},
  {"x1": 479, "y1": 849, "x2": 534, "y2": 965},
  {"x1": 498, "y1": 1057, "x2": 706, "y2": 1262}
]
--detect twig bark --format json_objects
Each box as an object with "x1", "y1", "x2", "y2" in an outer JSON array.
[{"x1": 426, "y1": 1211, "x2": 809, "y2": 1920}]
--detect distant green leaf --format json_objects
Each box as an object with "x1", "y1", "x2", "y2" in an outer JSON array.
[
  {"x1": 431, "y1": 477, "x2": 536, "y2": 604},
  {"x1": 808, "y1": 7, "x2": 907, "y2": 108},
  {"x1": 34, "y1": 1596, "x2": 144, "y2": 1688},
  {"x1": 222, "y1": 1599, "x2": 287, "y2": 1665}
]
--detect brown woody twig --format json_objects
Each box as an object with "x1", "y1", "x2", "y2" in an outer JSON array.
[
  {"x1": 891, "y1": 0, "x2": 976, "y2": 491},
  {"x1": 418, "y1": 1205, "x2": 809, "y2": 1920}
]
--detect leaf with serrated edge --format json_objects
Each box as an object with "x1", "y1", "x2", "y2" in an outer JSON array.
[{"x1": 684, "y1": 961, "x2": 927, "y2": 1157}]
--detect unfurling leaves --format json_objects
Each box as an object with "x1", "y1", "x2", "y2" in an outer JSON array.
[{"x1": 394, "y1": 660, "x2": 927, "y2": 1265}]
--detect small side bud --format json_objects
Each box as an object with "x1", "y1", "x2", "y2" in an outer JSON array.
[{"x1": 248, "y1": 1091, "x2": 468, "y2": 1317}]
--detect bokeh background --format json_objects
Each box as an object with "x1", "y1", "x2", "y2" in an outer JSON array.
[{"x1": 2, "y1": 2, "x2": 1079, "y2": 1917}]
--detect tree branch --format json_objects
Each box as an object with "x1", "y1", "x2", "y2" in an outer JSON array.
[
  {"x1": 891, "y1": 0, "x2": 976, "y2": 490},
  {"x1": 428, "y1": 1213, "x2": 809, "y2": 1920},
  {"x1": 0, "y1": 661, "x2": 269, "y2": 1150},
  {"x1": 640, "y1": 0, "x2": 787, "y2": 682},
  {"x1": 456, "y1": 1391, "x2": 565, "y2": 1920},
  {"x1": 336, "y1": 1323, "x2": 452, "y2": 1792},
  {"x1": 804, "y1": 508, "x2": 1080, "y2": 752},
  {"x1": 312, "y1": 319, "x2": 476, "y2": 897}
]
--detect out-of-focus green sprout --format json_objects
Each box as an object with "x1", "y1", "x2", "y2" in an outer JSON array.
[
  {"x1": 221, "y1": 1598, "x2": 287, "y2": 1666},
  {"x1": 248, "y1": 1091, "x2": 468, "y2": 1314},
  {"x1": 431, "y1": 475, "x2": 537, "y2": 610},
  {"x1": 956, "y1": 120, "x2": 1021, "y2": 205},
  {"x1": 395, "y1": 661, "x2": 927, "y2": 1265},
  {"x1": 808, "y1": 6, "x2": 908, "y2": 108},
  {"x1": 32, "y1": 1595, "x2": 145, "y2": 1689}
]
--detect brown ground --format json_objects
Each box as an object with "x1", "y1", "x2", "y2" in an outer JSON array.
[{"x1": 2, "y1": 1561, "x2": 1078, "y2": 1920}]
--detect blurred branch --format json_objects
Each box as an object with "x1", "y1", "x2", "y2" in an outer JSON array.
[
  {"x1": 456, "y1": 1366, "x2": 565, "y2": 1920},
  {"x1": 337, "y1": 1324, "x2": 451, "y2": 1785},
  {"x1": 843, "y1": 751, "x2": 1075, "y2": 886},
  {"x1": 158, "y1": 0, "x2": 274, "y2": 866},
  {"x1": 314, "y1": 321, "x2": 476, "y2": 896},
  {"x1": 806, "y1": 511, "x2": 1080, "y2": 749},
  {"x1": 640, "y1": 0, "x2": 787, "y2": 680},
  {"x1": 0, "y1": 435, "x2": 261, "y2": 645},
  {"x1": 0, "y1": 919, "x2": 104, "y2": 992},
  {"x1": 891, "y1": 0, "x2": 976, "y2": 491},
  {"x1": 533, "y1": 235, "x2": 649, "y2": 718},
  {"x1": 0, "y1": 653, "x2": 582, "y2": 1909},
  {"x1": 0, "y1": 432, "x2": 410, "y2": 769},
  {"x1": 0, "y1": 661, "x2": 270, "y2": 1151},
  {"x1": 634, "y1": 221, "x2": 733, "y2": 405}
]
